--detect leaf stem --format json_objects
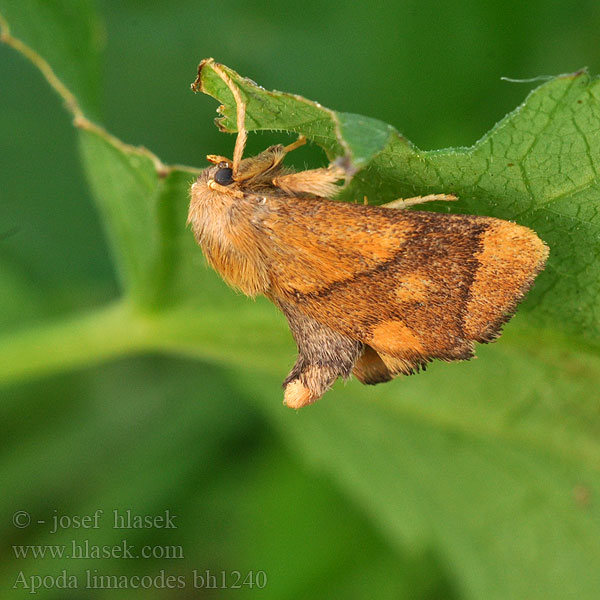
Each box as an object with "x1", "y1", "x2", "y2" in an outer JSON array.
[
  {"x1": 0, "y1": 301, "x2": 154, "y2": 386},
  {"x1": 0, "y1": 12, "x2": 201, "y2": 178}
]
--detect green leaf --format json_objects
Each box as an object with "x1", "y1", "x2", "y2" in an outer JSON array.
[
  {"x1": 193, "y1": 58, "x2": 400, "y2": 167},
  {"x1": 3, "y1": 8, "x2": 600, "y2": 600}
]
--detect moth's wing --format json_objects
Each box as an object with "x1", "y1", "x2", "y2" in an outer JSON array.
[{"x1": 263, "y1": 197, "x2": 548, "y2": 379}]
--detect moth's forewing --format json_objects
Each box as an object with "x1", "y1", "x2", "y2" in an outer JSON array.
[{"x1": 262, "y1": 197, "x2": 548, "y2": 373}]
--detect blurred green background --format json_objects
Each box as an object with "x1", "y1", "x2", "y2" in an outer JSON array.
[{"x1": 2, "y1": 1, "x2": 600, "y2": 599}]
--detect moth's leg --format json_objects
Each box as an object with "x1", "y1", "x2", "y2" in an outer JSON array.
[
  {"x1": 277, "y1": 302, "x2": 362, "y2": 408},
  {"x1": 382, "y1": 194, "x2": 457, "y2": 210},
  {"x1": 236, "y1": 146, "x2": 288, "y2": 182},
  {"x1": 273, "y1": 144, "x2": 355, "y2": 197},
  {"x1": 272, "y1": 164, "x2": 347, "y2": 197},
  {"x1": 283, "y1": 135, "x2": 307, "y2": 153},
  {"x1": 235, "y1": 136, "x2": 308, "y2": 183}
]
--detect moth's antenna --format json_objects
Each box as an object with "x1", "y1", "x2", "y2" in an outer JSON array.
[{"x1": 211, "y1": 63, "x2": 247, "y2": 177}]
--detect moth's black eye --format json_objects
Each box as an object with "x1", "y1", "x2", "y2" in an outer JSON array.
[{"x1": 214, "y1": 167, "x2": 234, "y2": 186}]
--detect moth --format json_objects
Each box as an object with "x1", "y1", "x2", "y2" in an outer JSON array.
[{"x1": 188, "y1": 61, "x2": 548, "y2": 409}]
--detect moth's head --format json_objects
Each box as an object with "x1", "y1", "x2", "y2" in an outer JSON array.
[
  {"x1": 191, "y1": 144, "x2": 291, "y2": 204},
  {"x1": 212, "y1": 163, "x2": 234, "y2": 186},
  {"x1": 190, "y1": 156, "x2": 242, "y2": 203},
  {"x1": 202, "y1": 159, "x2": 235, "y2": 187}
]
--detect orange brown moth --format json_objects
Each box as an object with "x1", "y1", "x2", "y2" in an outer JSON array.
[{"x1": 188, "y1": 60, "x2": 549, "y2": 409}]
